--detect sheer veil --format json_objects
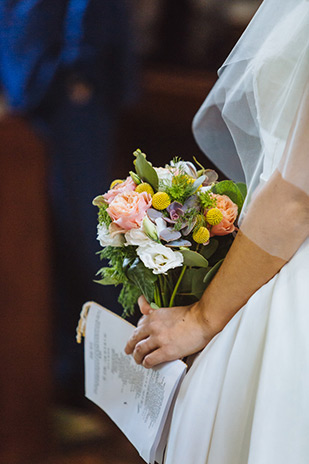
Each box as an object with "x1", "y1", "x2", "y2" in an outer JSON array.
[{"x1": 193, "y1": 0, "x2": 309, "y2": 259}]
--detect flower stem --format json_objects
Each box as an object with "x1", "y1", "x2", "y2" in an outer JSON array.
[
  {"x1": 159, "y1": 275, "x2": 169, "y2": 307},
  {"x1": 169, "y1": 265, "x2": 187, "y2": 307},
  {"x1": 154, "y1": 282, "x2": 162, "y2": 307}
]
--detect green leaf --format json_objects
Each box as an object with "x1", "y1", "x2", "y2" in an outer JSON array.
[
  {"x1": 236, "y1": 182, "x2": 247, "y2": 201},
  {"x1": 211, "y1": 180, "x2": 245, "y2": 213},
  {"x1": 94, "y1": 276, "x2": 119, "y2": 286},
  {"x1": 122, "y1": 256, "x2": 135, "y2": 274},
  {"x1": 200, "y1": 238, "x2": 219, "y2": 259},
  {"x1": 203, "y1": 259, "x2": 224, "y2": 287},
  {"x1": 188, "y1": 175, "x2": 206, "y2": 194},
  {"x1": 118, "y1": 281, "x2": 141, "y2": 318},
  {"x1": 176, "y1": 268, "x2": 209, "y2": 302},
  {"x1": 180, "y1": 249, "x2": 209, "y2": 268},
  {"x1": 126, "y1": 258, "x2": 157, "y2": 303},
  {"x1": 134, "y1": 150, "x2": 159, "y2": 191},
  {"x1": 150, "y1": 302, "x2": 160, "y2": 310}
]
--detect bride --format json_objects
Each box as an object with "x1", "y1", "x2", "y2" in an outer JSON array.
[{"x1": 125, "y1": 0, "x2": 309, "y2": 462}]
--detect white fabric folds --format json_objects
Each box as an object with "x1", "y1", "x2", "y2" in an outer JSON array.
[{"x1": 164, "y1": 237, "x2": 309, "y2": 464}]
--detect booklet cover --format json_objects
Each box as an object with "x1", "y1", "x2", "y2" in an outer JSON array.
[{"x1": 83, "y1": 301, "x2": 187, "y2": 464}]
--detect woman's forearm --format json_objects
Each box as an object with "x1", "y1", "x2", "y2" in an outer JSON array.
[{"x1": 196, "y1": 168, "x2": 309, "y2": 336}]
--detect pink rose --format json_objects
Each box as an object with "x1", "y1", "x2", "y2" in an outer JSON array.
[
  {"x1": 107, "y1": 191, "x2": 152, "y2": 230},
  {"x1": 103, "y1": 176, "x2": 136, "y2": 204},
  {"x1": 210, "y1": 194, "x2": 238, "y2": 236}
]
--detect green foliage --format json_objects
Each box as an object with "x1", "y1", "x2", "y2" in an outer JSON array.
[
  {"x1": 180, "y1": 248, "x2": 209, "y2": 268},
  {"x1": 126, "y1": 258, "x2": 157, "y2": 304},
  {"x1": 200, "y1": 238, "x2": 219, "y2": 259},
  {"x1": 164, "y1": 173, "x2": 195, "y2": 203},
  {"x1": 171, "y1": 156, "x2": 182, "y2": 165},
  {"x1": 96, "y1": 246, "x2": 156, "y2": 317},
  {"x1": 98, "y1": 202, "x2": 112, "y2": 227},
  {"x1": 203, "y1": 259, "x2": 224, "y2": 287},
  {"x1": 236, "y1": 182, "x2": 247, "y2": 201},
  {"x1": 133, "y1": 149, "x2": 159, "y2": 190},
  {"x1": 97, "y1": 246, "x2": 136, "y2": 285},
  {"x1": 118, "y1": 281, "x2": 141, "y2": 318},
  {"x1": 199, "y1": 190, "x2": 217, "y2": 210}
]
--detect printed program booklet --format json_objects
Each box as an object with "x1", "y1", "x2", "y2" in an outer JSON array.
[{"x1": 83, "y1": 301, "x2": 187, "y2": 464}]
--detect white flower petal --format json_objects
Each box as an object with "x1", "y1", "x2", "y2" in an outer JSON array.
[
  {"x1": 97, "y1": 223, "x2": 125, "y2": 247},
  {"x1": 137, "y1": 243, "x2": 183, "y2": 274},
  {"x1": 125, "y1": 227, "x2": 154, "y2": 246}
]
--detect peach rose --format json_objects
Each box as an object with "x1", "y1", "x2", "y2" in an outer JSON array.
[
  {"x1": 210, "y1": 194, "x2": 238, "y2": 236},
  {"x1": 103, "y1": 176, "x2": 136, "y2": 204},
  {"x1": 107, "y1": 191, "x2": 152, "y2": 230}
]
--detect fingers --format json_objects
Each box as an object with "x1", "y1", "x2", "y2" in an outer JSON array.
[
  {"x1": 138, "y1": 295, "x2": 153, "y2": 315},
  {"x1": 124, "y1": 323, "x2": 150, "y2": 355},
  {"x1": 142, "y1": 348, "x2": 173, "y2": 369},
  {"x1": 132, "y1": 337, "x2": 159, "y2": 365}
]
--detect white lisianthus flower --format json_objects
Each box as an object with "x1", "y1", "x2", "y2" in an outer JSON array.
[
  {"x1": 137, "y1": 243, "x2": 183, "y2": 274},
  {"x1": 125, "y1": 227, "x2": 154, "y2": 246},
  {"x1": 154, "y1": 167, "x2": 174, "y2": 189},
  {"x1": 97, "y1": 223, "x2": 125, "y2": 247}
]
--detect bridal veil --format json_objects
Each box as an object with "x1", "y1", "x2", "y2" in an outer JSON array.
[{"x1": 193, "y1": 0, "x2": 309, "y2": 260}]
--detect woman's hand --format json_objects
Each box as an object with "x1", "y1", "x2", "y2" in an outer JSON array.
[{"x1": 124, "y1": 296, "x2": 217, "y2": 368}]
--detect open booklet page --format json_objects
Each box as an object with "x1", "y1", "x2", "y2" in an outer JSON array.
[{"x1": 83, "y1": 301, "x2": 187, "y2": 464}]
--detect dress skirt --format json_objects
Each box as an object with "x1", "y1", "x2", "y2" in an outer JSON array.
[{"x1": 164, "y1": 237, "x2": 309, "y2": 464}]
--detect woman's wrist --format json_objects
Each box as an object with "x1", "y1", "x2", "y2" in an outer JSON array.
[{"x1": 190, "y1": 299, "x2": 222, "y2": 345}]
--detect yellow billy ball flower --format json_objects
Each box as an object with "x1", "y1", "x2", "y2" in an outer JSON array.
[
  {"x1": 135, "y1": 182, "x2": 154, "y2": 196},
  {"x1": 206, "y1": 207, "x2": 223, "y2": 225},
  {"x1": 193, "y1": 226, "x2": 210, "y2": 244},
  {"x1": 110, "y1": 179, "x2": 123, "y2": 189},
  {"x1": 152, "y1": 191, "x2": 171, "y2": 210}
]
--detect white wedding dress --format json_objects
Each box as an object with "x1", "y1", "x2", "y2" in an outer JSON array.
[{"x1": 164, "y1": 2, "x2": 309, "y2": 463}]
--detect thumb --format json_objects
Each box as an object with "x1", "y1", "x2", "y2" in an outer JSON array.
[{"x1": 138, "y1": 295, "x2": 153, "y2": 315}]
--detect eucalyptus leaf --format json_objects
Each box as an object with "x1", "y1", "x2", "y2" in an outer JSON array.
[
  {"x1": 177, "y1": 268, "x2": 209, "y2": 302},
  {"x1": 200, "y1": 238, "x2": 219, "y2": 259},
  {"x1": 166, "y1": 239, "x2": 192, "y2": 247},
  {"x1": 127, "y1": 258, "x2": 157, "y2": 303},
  {"x1": 192, "y1": 267, "x2": 211, "y2": 297},
  {"x1": 180, "y1": 249, "x2": 209, "y2": 268},
  {"x1": 188, "y1": 175, "x2": 206, "y2": 194},
  {"x1": 134, "y1": 151, "x2": 159, "y2": 190},
  {"x1": 203, "y1": 259, "x2": 224, "y2": 287}
]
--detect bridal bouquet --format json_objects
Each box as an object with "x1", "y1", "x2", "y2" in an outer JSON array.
[{"x1": 93, "y1": 150, "x2": 246, "y2": 317}]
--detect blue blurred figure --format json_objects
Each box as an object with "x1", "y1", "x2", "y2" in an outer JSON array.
[{"x1": 0, "y1": 0, "x2": 138, "y2": 404}]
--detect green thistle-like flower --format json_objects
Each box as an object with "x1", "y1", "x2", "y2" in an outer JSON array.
[{"x1": 199, "y1": 190, "x2": 217, "y2": 209}]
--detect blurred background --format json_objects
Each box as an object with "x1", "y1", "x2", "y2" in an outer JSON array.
[{"x1": 0, "y1": 1, "x2": 261, "y2": 463}]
